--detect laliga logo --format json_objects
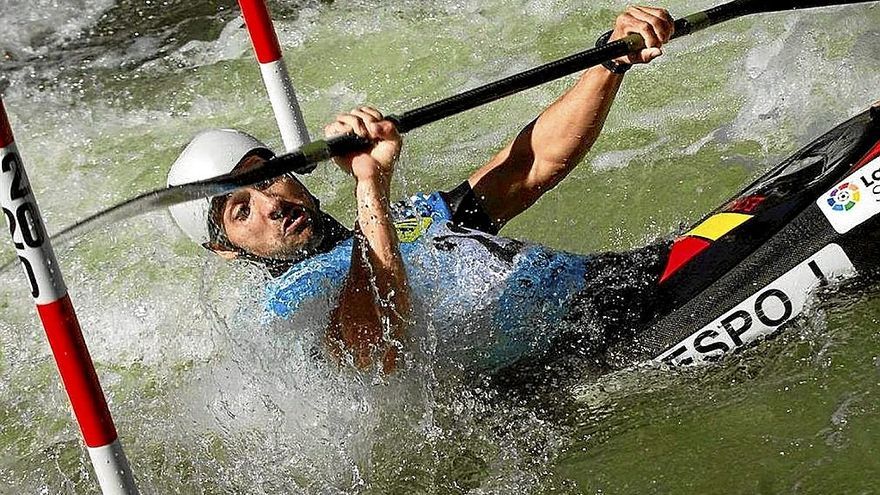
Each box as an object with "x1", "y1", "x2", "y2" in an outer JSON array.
[{"x1": 827, "y1": 182, "x2": 860, "y2": 212}]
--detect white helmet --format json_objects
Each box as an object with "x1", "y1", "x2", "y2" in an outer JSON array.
[{"x1": 167, "y1": 129, "x2": 273, "y2": 247}]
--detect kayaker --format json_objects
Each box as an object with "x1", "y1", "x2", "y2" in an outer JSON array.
[{"x1": 167, "y1": 6, "x2": 676, "y2": 373}]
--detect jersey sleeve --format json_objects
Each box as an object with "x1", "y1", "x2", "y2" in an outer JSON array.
[
  {"x1": 263, "y1": 240, "x2": 353, "y2": 320},
  {"x1": 437, "y1": 181, "x2": 499, "y2": 235}
]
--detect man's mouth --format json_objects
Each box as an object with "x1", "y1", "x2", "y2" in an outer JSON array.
[{"x1": 282, "y1": 206, "x2": 308, "y2": 236}]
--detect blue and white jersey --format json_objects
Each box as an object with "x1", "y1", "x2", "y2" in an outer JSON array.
[{"x1": 265, "y1": 187, "x2": 592, "y2": 373}]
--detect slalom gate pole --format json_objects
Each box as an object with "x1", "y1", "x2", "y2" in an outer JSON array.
[
  {"x1": 238, "y1": 0, "x2": 310, "y2": 151},
  {"x1": 0, "y1": 97, "x2": 138, "y2": 494}
]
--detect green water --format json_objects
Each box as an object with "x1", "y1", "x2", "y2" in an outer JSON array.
[{"x1": 1, "y1": 0, "x2": 880, "y2": 493}]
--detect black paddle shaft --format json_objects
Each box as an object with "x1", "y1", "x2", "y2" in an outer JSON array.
[
  {"x1": 392, "y1": 0, "x2": 876, "y2": 133},
  {"x1": 40, "y1": 0, "x2": 876, "y2": 249},
  {"x1": 674, "y1": 0, "x2": 873, "y2": 36},
  {"x1": 387, "y1": 37, "x2": 639, "y2": 134},
  {"x1": 280, "y1": 0, "x2": 875, "y2": 175}
]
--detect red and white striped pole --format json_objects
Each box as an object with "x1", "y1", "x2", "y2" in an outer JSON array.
[
  {"x1": 0, "y1": 97, "x2": 138, "y2": 494},
  {"x1": 239, "y1": 0, "x2": 311, "y2": 151}
]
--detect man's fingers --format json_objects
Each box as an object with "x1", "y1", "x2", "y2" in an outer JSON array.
[
  {"x1": 356, "y1": 106, "x2": 383, "y2": 121},
  {"x1": 633, "y1": 7, "x2": 674, "y2": 23},
  {"x1": 350, "y1": 109, "x2": 387, "y2": 142},
  {"x1": 636, "y1": 47, "x2": 663, "y2": 64},
  {"x1": 372, "y1": 120, "x2": 401, "y2": 142},
  {"x1": 622, "y1": 8, "x2": 663, "y2": 48},
  {"x1": 350, "y1": 107, "x2": 401, "y2": 142},
  {"x1": 350, "y1": 108, "x2": 379, "y2": 124},
  {"x1": 323, "y1": 121, "x2": 350, "y2": 138},
  {"x1": 336, "y1": 113, "x2": 369, "y2": 138},
  {"x1": 637, "y1": 5, "x2": 674, "y2": 26},
  {"x1": 632, "y1": 6, "x2": 674, "y2": 42},
  {"x1": 325, "y1": 108, "x2": 398, "y2": 154},
  {"x1": 610, "y1": 5, "x2": 674, "y2": 65}
]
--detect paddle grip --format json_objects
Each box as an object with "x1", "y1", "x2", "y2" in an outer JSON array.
[{"x1": 268, "y1": 133, "x2": 373, "y2": 175}]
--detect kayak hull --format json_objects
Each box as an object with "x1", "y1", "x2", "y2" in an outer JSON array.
[{"x1": 606, "y1": 102, "x2": 880, "y2": 368}]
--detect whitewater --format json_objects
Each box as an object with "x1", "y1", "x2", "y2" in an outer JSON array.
[{"x1": 1, "y1": 0, "x2": 880, "y2": 493}]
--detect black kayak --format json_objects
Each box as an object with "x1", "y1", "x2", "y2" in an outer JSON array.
[{"x1": 606, "y1": 100, "x2": 880, "y2": 369}]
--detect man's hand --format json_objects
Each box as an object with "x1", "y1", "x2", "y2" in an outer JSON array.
[
  {"x1": 323, "y1": 106, "x2": 402, "y2": 184},
  {"x1": 611, "y1": 6, "x2": 675, "y2": 65}
]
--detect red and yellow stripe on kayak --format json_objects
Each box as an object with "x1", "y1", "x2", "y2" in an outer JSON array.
[{"x1": 660, "y1": 212, "x2": 754, "y2": 283}]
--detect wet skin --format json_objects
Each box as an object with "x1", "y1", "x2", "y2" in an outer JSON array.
[{"x1": 217, "y1": 155, "x2": 323, "y2": 260}]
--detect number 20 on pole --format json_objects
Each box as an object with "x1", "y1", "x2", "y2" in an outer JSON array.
[{"x1": 2, "y1": 150, "x2": 46, "y2": 298}]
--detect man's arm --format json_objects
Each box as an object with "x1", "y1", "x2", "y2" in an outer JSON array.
[
  {"x1": 468, "y1": 6, "x2": 675, "y2": 229},
  {"x1": 323, "y1": 107, "x2": 410, "y2": 373}
]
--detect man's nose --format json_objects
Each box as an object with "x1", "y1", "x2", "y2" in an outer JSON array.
[{"x1": 253, "y1": 190, "x2": 284, "y2": 220}]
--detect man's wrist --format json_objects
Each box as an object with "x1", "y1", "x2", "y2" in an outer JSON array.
[
  {"x1": 355, "y1": 171, "x2": 390, "y2": 190},
  {"x1": 595, "y1": 30, "x2": 632, "y2": 75},
  {"x1": 355, "y1": 173, "x2": 392, "y2": 205}
]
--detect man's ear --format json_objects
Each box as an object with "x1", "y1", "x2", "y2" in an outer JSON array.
[{"x1": 205, "y1": 242, "x2": 239, "y2": 261}]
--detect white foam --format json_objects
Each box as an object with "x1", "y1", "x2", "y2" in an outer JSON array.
[
  {"x1": 3, "y1": 1, "x2": 879, "y2": 492},
  {"x1": 729, "y1": 9, "x2": 880, "y2": 151},
  {"x1": 0, "y1": 0, "x2": 114, "y2": 56},
  {"x1": 153, "y1": 5, "x2": 323, "y2": 71}
]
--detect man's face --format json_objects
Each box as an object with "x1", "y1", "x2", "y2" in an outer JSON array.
[{"x1": 217, "y1": 155, "x2": 324, "y2": 260}]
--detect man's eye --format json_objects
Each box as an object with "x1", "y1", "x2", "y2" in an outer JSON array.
[
  {"x1": 256, "y1": 178, "x2": 275, "y2": 190},
  {"x1": 234, "y1": 205, "x2": 250, "y2": 221}
]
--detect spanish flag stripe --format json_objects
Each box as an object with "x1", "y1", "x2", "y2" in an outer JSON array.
[{"x1": 686, "y1": 213, "x2": 753, "y2": 241}]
